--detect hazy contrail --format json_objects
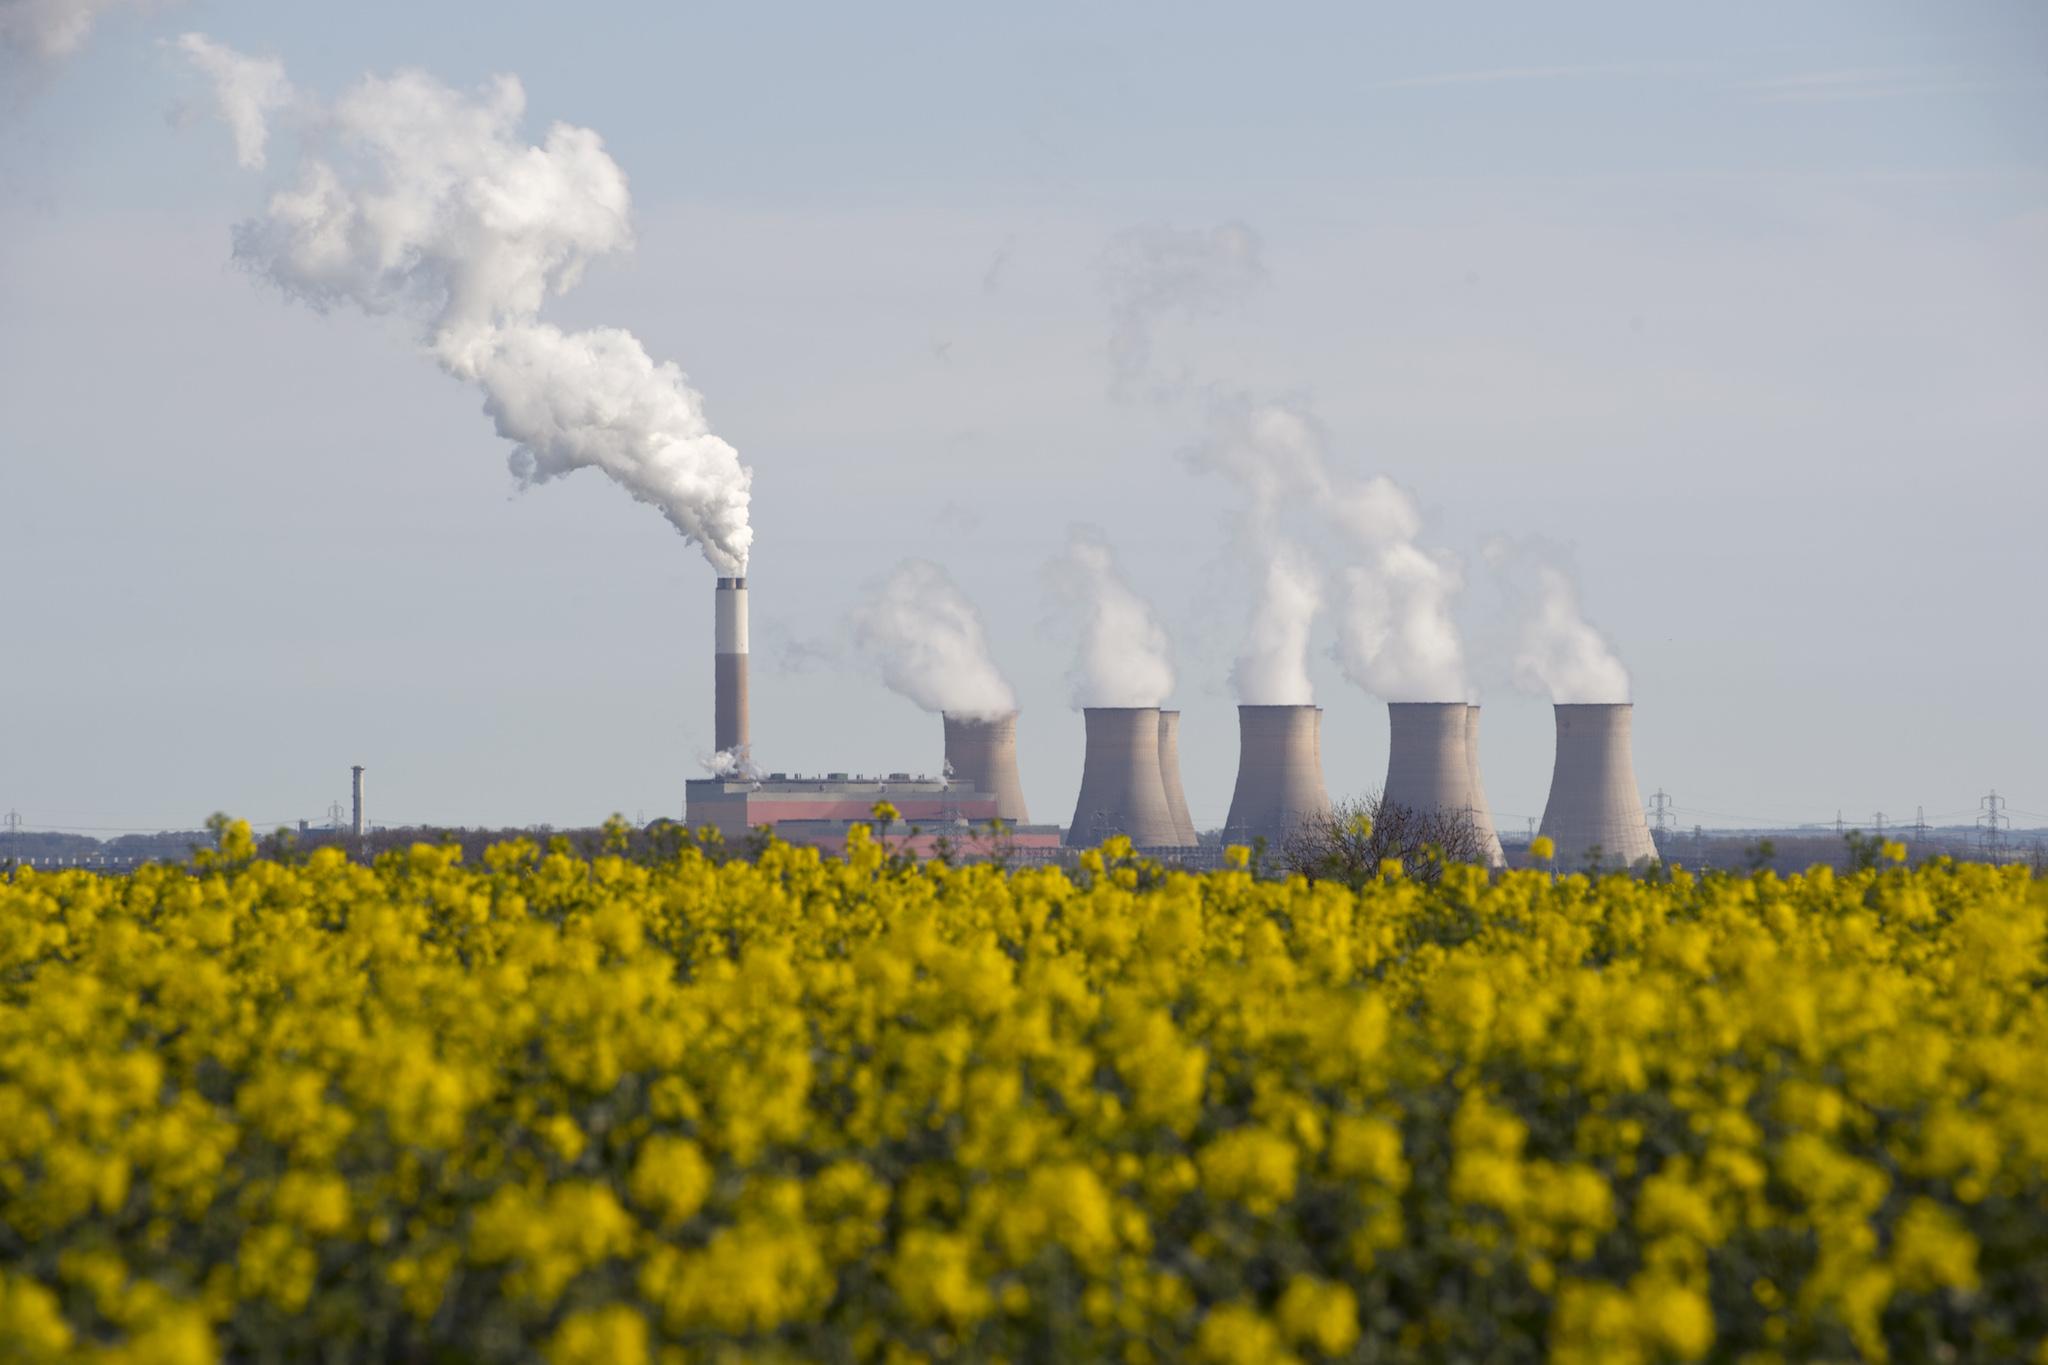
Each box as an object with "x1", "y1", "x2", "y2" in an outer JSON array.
[
  {"x1": 1100, "y1": 221, "x2": 1263, "y2": 401},
  {"x1": 181, "y1": 43, "x2": 754, "y2": 573},
  {"x1": 1, "y1": 0, "x2": 164, "y2": 62}
]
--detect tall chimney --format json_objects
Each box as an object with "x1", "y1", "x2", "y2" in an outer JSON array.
[
  {"x1": 1538, "y1": 703, "x2": 1657, "y2": 870},
  {"x1": 943, "y1": 711, "x2": 1031, "y2": 823},
  {"x1": 1223, "y1": 705, "x2": 1331, "y2": 848},
  {"x1": 1157, "y1": 710, "x2": 1199, "y2": 848},
  {"x1": 350, "y1": 764, "x2": 365, "y2": 838},
  {"x1": 1065, "y1": 707, "x2": 1179, "y2": 848},
  {"x1": 714, "y1": 576, "x2": 749, "y2": 757},
  {"x1": 1464, "y1": 705, "x2": 1507, "y2": 868}
]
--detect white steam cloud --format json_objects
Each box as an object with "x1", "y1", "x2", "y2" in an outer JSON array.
[
  {"x1": 1194, "y1": 393, "x2": 1471, "y2": 703},
  {"x1": 173, "y1": 34, "x2": 287, "y2": 169},
  {"x1": 1327, "y1": 475, "x2": 1469, "y2": 702},
  {"x1": 1101, "y1": 221, "x2": 1263, "y2": 399},
  {"x1": 1, "y1": 0, "x2": 161, "y2": 61},
  {"x1": 1048, "y1": 527, "x2": 1175, "y2": 708},
  {"x1": 1485, "y1": 540, "x2": 1631, "y2": 703},
  {"x1": 180, "y1": 43, "x2": 753, "y2": 573},
  {"x1": 1232, "y1": 547, "x2": 1321, "y2": 705},
  {"x1": 853, "y1": 560, "x2": 1017, "y2": 721}
]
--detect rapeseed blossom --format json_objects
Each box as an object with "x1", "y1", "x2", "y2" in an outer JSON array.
[{"x1": 1, "y1": 823, "x2": 2044, "y2": 1360}]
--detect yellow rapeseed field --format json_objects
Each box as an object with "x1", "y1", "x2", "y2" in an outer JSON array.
[{"x1": 2, "y1": 819, "x2": 2044, "y2": 1363}]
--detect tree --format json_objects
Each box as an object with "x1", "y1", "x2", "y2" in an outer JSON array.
[{"x1": 1280, "y1": 793, "x2": 1491, "y2": 888}]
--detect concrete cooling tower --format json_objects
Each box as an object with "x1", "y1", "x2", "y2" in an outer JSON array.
[
  {"x1": 942, "y1": 711, "x2": 1031, "y2": 824},
  {"x1": 1066, "y1": 706, "x2": 1180, "y2": 848},
  {"x1": 1538, "y1": 703, "x2": 1658, "y2": 869},
  {"x1": 714, "y1": 576, "x2": 749, "y2": 755},
  {"x1": 1223, "y1": 705, "x2": 1331, "y2": 848},
  {"x1": 1379, "y1": 702, "x2": 1504, "y2": 867},
  {"x1": 1464, "y1": 705, "x2": 1508, "y2": 868},
  {"x1": 1156, "y1": 710, "x2": 1199, "y2": 848}
]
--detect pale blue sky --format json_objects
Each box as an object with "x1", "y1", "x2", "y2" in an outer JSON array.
[{"x1": 3, "y1": 1, "x2": 2044, "y2": 835}]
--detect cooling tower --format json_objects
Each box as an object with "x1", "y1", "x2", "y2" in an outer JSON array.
[
  {"x1": 714, "y1": 576, "x2": 749, "y2": 756},
  {"x1": 1465, "y1": 705, "x2": 1507, "y2": 868},
  {"x1": 1065, "y1": 707, "x2": 1180, "y2": 848},
  {"x1": 1156, "y1": 710, "x2": 1199, "y2": 847},
  {"x1": 1380, "y1": 702, "x2": 1503, "y2": 866},
  {"x1": 1538, "y1": 703, "x2": 1658, "y2": 870},
  {"x1": 943, "y1": 711, "x2": 1031, "y2": 824},
  {"x1": 1223, "y1": 705, "x2": 1331, "y2": 848}
]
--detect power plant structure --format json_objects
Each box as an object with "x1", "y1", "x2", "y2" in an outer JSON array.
[
  {"x1": 1537, "y1": 703, "x2": 1658, "y2": 869},
  {"x1": 1465, "y1": 705, "x2": 1508, "y2": 867},
  {"x1": 942, "y1": 711, "x2": 1031, "y2": 824},
  {"x1": 687, "y1": 580, "x2": 1061, "y2": 854},
  {"x1": 1380, "y1": 702, "x2": 1504, "y2": 867},
  {"x1": 350, "y1": 765, "x2": 365, "y2": 839},
  {"x1": 1066, "y1": 706, "x2": 1184, "y2": 848},
  {"x1": 681, "y1": 575, "x2": 1671, "y2": 872},
  {"x1": 1157, "y1": 710, "x2": 1199, "y2": 848},
  {"x1": 1223, "y1": 704, "x2": 1331, "y2": 849}
]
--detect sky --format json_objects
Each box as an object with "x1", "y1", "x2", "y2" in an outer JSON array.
[{"x1": 2, "y1": 0, "x2": 2045, "y2": 837}]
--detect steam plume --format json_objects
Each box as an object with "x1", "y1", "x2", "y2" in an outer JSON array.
[
  {"x1": 1048, "y1": 527, "x2": 1175, "y2": 708},
  {"x1": 1327, "y1": 475, "x2": 1469, "y2": 701},
  {"x1": 1485, "y1": 540, "x2": 1631, "y2": 703},
  {"x1": 1195, "y1": 393, "x2": 1471, "y2": 703},
  {"x1": 1101, "y1": 221, "x2": 1263, "y2": 399},
  {"x1": 181, "y1": 43, "x2": 753, "y2": 573},
  {"x1": 173, "y1": 34, "x2": 287, "y2": 169},
  {"x1": 1232, "y1": 547, "x2": 1321, "y2": 705},
  {"x1": 2, "y1": 0, "x2": 161, "y2": 62},
  {"x1": 853, "y1": 560, "x2": 1017, "y2": 721}
]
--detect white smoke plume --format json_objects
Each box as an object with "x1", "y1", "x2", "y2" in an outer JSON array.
[
  {"x1": 1194, "y1": 393, "x2": 1471, "y2": 703},
  {"x1": 1327, "y1": 474, "x2": 1470, "y2": 701},
  {"x1": 181, "y1": 43, "x2": 753, "y2": 573},
  {"x1": 1231, "y1": 547, "x2": 1321, "y2": 706},
  {"x1": 853, "y1": 560, "x2": 1017, "y2": 721},
  {"x1": 1047, "y1": 526, "x2": 1175, "y2": 708},
  {"x1": 1485, "y1": 540, "x2": 1631, "y2": 703},
  {"x1": 173, "y1": 34, "x2": 287, "y2": 169},
  {"x1": 1101, "y1": 221, "x2": 1263, "y2": 399},
  {"x1": 1, "y1": 0, "x2": 161, "y2": 61}
]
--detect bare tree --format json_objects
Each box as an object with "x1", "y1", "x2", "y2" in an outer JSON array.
[{"x1": 1281, "y1": 792, "x2": 1490, "y2": 888}]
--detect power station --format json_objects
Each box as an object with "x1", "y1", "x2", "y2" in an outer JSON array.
[{"x1": 683, "y1": 579, "x2": 1661, "y2": 868}]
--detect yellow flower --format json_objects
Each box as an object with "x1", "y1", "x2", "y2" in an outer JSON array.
[
  {"x1": 546, "y1": 1305, "x2": 647, "y2": 1365},
  {"x1": 627, "y1": 1135, "x2": 713, "y2": 1228},
  {"x1": 1530, "y1": 835, "x2": 1556, "y2": 862},
  {"x1": 1198, "y1": 1128, "x2": 1299, "y2": 1215},
  {"x1": 1275, "y1": 1275, "x2": 1359, "y2": 1355},
  {"x1": 1195, "y1": 1302, "x2": 1296, "y2": 1365}
]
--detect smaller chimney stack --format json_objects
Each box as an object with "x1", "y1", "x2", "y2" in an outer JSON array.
[{"x1": 350, "y1": 765, "x2": 366, "y2": 838}]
